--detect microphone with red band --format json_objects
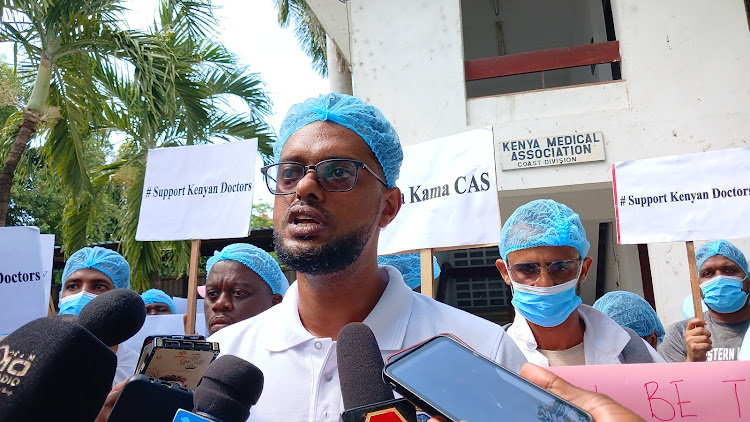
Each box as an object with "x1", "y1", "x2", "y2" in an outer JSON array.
[
  {"x1": 0, "y1": 289, "x2": 146, "y2": 422},
  {"x1": 171, "y1": 354, "x2": 264, "y2": 422},
  {"x1": 337, "y1": 323, "x2": 417, "y2": 422}
]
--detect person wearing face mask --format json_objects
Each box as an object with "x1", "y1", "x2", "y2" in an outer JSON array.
[
  {"x1": 60, "y1": 246, "x2": 139, "y2": 385},
  {"x1": 497, "y1": 199, "x2": 664, "y2": 366},
  {"x1": 659, "y1": 240, "x2": 750, "y2": 362}
]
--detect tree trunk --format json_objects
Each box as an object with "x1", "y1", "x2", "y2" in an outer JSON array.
[{"x1": 0, "y1": 112, "x2": 41, "y2": 226}]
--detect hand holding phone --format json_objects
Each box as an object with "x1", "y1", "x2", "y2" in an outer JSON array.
[{"x1": 383, "y1": 334, "x2": 593, "y2": 422}]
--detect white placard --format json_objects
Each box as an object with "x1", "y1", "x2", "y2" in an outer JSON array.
[
  {"x1": 0, "y1": 227, "x2": 46, "y2": 335},
  {"x1": 136, "y1": 140, "x2": 258, "y2": 241},
  {"x1": 40, "y1": 234, "x2": 54, "y2": 310},
  {"x1": 172, "y1": 296, "x2": 204, "y2": 315},
  {"x1": 612, "y1": 147, "x2": 750, "y2": 244},
  {"x1": 378, "y1": 127, "x2": 501, "y2": 255}
]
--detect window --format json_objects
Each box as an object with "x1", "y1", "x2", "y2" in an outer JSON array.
[{"x1": 462, "y1": 0, "x2": 621, "y2": 98}]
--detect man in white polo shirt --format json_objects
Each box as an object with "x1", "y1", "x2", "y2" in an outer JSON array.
[{"x1": 209, "y1": 93, "x2": 526, "y2": 422}]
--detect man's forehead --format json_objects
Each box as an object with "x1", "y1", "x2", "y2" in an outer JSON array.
[
  {"x1": 280, "y1": 121, "x2": 372, "y2": 157},
  {"x1": 701, "y1": 254, "x2": 741, "y2": 268}
]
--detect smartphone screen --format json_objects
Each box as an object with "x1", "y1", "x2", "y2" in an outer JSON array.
[{"x1": 384, "y1": 336, "x2": 592, "y2": 422}]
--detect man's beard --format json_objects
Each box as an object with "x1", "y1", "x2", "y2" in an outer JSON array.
[{"x1": 274, "y1": 225, "x2": 373, "y2": 276}]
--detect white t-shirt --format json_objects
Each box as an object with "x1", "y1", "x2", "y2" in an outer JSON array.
[
  {"x1": 210, "y1": 265, "x2": 527, "y2": 422},
  {"x1": 506, "y1": 304, "x2": 665, "y2": 366},
  {"x1": 113, "y1": 344, "x2": 139, "y2": 387}
]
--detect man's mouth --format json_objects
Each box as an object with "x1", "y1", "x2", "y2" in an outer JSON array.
[{"x1": 287, "y1": 205, "x2": 328, "y2": 236}]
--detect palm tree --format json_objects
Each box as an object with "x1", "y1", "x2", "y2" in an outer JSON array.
[
  {"x1": 273, "y1": 0, "x2": 328, "y2": 76},
  {"x1": 0, "y1": 0, "x2": 175, "y2": 226},
  {"x1": 87, "y1": 0, "x2": 275, "y2": 290}
]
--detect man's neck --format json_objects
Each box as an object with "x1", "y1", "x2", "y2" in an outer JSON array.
[
  {"x1": 528, "y1": 309, "x2": 585, "y2": 351},
  {"x1": 296, "y1": 260, "x2": 387, "y2": 340},
  {"x1": 708, "y1": 299, "x2": 750, "y2": 324}
]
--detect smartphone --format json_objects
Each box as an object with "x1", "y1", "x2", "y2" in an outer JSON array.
[
  {"x1": 137, "y1": 336, "x2": 219, "y2": 390},
  {"x1": 107, "y1": 374, "x2": 194, "y2": 422},
  {"x1": 383, "y1": 335, "x2": 593, "y2": 422}
]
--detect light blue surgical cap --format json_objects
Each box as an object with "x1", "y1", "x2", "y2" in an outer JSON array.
[
  {"x1": 378, "y1": 253, "x2": 441, "y2": 290},
  {"x1": 275, "y1": 93, "x2": 403, "y2": 187},
  {"x1": 499, "y1": 199, "x2": 590, "y2": 261},
  {"x1": 141, "y1": 289, "x2": 176, "y2": 313},
  {"x1": 695, "y1": 240, "x2": 749, "y2": 277},
  {"x1": 62, "y1": 246, "x2": 130, "y2": 290},
  {"x1": 593, "y1": 291, "x2": 665, "y2": 344},
  {"x1": 206, "y1": 243, "x2": 288, "y2": 296}
]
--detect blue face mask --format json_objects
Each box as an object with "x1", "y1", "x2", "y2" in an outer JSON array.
[
  {"x1": 58, "y1": 291, "x2": 98, "y2": 316},
  {"x1": 700, "y1": 275, "x2": 748, "y2": 314},
  {"x1": 510, "y1": 277, "x2": 582, "y2": 327}
]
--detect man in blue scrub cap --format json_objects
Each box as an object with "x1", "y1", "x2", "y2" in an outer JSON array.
[
  {"x1": 377, "y1": 253, "x2": 441, "y2": 292},
  {"x1": 593, "y1": 291, "x2": 665, "y2": 350},
  {"x1": 202, "y1": 243, "x2": 287, "y2": 335},
  {"x1": 659, "y1": 239, "x2": 750, "y2": 362},
  {"x1": 60, "y1": 246, "x2": 139, "y2": 386},
  {"x1": 497, "y1": 199, "x2": 663, "y2": 366},
  {"x1": 209, "y1": 93, "x2": 526, "y2": 422},
  {"x1": 141, "y1": 289, "x2": 176, "y2": 315}
]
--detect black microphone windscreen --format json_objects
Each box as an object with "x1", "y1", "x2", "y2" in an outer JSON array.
[
  {"x1": 193, "y1": 355, "x2": 264, "y2": 422},
  {"x1": 78, "y1": 289, "x2": 146, "y2": 347},
  {"x1": 337, "y1": 322, "x2": 395, "y2": 410},
  {"x1": 0, "y1": 318, "x2": 116, "y2": 422}
]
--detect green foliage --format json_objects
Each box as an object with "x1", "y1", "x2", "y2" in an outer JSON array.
[
  {"x1": 251, "y1": 202, "x2": 274, "y2": 229},
  {"x1": 274, "y1": 0, "x2": 328, "y2": 77}
]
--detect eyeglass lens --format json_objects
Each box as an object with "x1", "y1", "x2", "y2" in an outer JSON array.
[
  {"x1": 510, "y1": 260, "x2": 580, "y2": 284},
  {"x1": 266, "y1": 160, "x2": 359, "y2": 193}
]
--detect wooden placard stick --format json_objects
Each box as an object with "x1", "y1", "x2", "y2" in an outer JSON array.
[
  {"x1": 47, "y1": 294, "x2": 56, "y2": 317},
  {"x1": 685, "y1": 241, "x2": 704, "y2": 321},
  {"x1": 186, "y1": 239, "x2": 202, "y2": 334},
  {"x1": 420, "y1": 249, "x2": 435, "y2": 298}
]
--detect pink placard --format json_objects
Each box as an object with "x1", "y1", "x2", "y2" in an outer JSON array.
[{"x1": 548, "y1": 361, "x2": 749, "y2": 421}]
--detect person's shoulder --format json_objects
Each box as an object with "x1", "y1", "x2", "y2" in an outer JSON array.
[
  {"x1": 411, "y1": 292, "x2": 500, "y2": 328},
  {"x1": 665, "y1": 317, "x2": 690, "y2": 332}
]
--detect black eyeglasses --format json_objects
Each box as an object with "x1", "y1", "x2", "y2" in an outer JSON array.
[
  {"x1": 508, "y1": 258, "x2": 582, "y2": 285},
  {"x1": 260, "y1": 159, "x2": 387, "y2": 195}
]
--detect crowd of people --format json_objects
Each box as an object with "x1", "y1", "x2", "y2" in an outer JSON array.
[{"x1": 48, "y1": 93, "x2": 748, "y2": 421}]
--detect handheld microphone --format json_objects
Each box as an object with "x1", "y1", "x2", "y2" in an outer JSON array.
[
  {"x1": 337, "y1": 323, "x2": 417, "y2": 422},
  {"x1": 0, "y1": 289, "x2": 147, "y2": 422},
  {"x1": 172, "y1": 355, "x2": 264, "y2": 422}
]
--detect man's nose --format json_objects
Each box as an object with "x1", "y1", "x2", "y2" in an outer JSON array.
[
  {"x1": 212, "y1": 292, "x2": 233, "y2": 311},
  {"x1": 295, "y1": 169, "x2": 325, "y2": 202}
]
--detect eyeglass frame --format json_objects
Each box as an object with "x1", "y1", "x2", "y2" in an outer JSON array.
[
  {"x1": 260, "y1": 158, "x2": 388, "y2": 195},
  {"x1": 506, "y1": 257, "x2": 583, "y2": 285}
]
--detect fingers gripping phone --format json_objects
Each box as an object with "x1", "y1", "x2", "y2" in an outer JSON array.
[{"x1": 383, "y1": 335, "x2": 593, "y2": 422}]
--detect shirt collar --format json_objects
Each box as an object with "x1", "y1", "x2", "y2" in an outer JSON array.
[{"x1": 263, "y1": 266, "x2": 414, "y2": 352}]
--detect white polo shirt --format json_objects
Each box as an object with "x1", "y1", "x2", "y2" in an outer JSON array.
[
  {"x1": 506, "y1": 304, "x2": 665, "y2": 366},
  {"x1": 210, "y1": 265, "x2": 527, "y2": 422}
]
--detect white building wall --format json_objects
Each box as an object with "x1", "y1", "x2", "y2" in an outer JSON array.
[{"x1": 311, "y1": 0, "x2": 750, "y2": 326}]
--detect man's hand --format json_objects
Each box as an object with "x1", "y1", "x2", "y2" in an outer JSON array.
[
  {"x1": 683, "y1": 317, "x2": 712, "y2": 362},
  {"x1": 426, "y1": 363, "x2": 644, "y2": 422},
  {"x1": 94, "y1": 379, "x2": 127, "y2": 422}
]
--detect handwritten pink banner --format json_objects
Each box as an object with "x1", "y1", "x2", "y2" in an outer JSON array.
[{"x1": 549, "y1": 361, "x2": 749, "y2": 421}]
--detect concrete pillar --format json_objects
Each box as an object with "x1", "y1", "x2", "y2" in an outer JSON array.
[{"x1": 327, "y1": 36, "x2": 352, "y2": 95}]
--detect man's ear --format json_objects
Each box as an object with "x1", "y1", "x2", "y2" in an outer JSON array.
[
  {"x1": 496, "y1": 259, "x2": 511, "y2": 286},
  {"x1": 578, "y1": 256, "x2": 594, "y2": 283},
  {"x1": 378, "y1": 187, "x2": 402, "y2": 228},
  {"x1": 272, "y1": 294, "x2": 283, "y2": 306}
]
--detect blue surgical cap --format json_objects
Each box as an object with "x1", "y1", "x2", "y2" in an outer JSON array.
[
  {"x1": 206, "y1": 243, "x2": 288, "y2": 296},
  {"x1": 62, "y1": 246, "x2": 130, "y2": 290},
  {"x1": 695, "y1": 240, "x2": 749, "y2": 277},
  {"x1": 593, "y1": 291, "x2": 665, "y2": 344},
  {"x1": 378, "y1": 253, "x2": 441, "y2": 290},
  {"x1": 141, "y1": 289, "x2": 176, "y2": 313},
  {"x1": 276, "y1": 93, "x2": 403, "y2": 187},
  {"x1": 499, "y1": 199, "x2": 590, "y2": 261}
]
